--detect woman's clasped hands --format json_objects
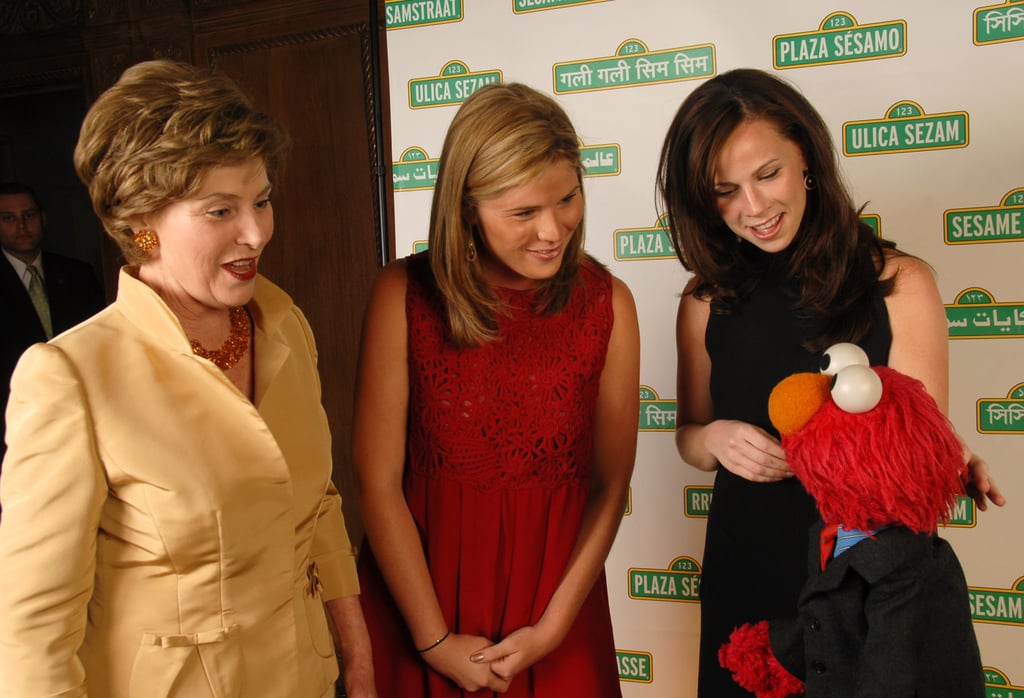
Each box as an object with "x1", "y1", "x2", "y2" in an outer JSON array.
[
  {"x1": 420, "y1": 632, "x2": 511, "y2": 693},
  {"x1": 422, "y1": 623, "x2": 559, "y2": 693}
]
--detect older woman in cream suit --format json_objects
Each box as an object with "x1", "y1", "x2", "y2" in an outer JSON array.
[{"x1": 0, "y1": 60, "x2": 376, "y2": 697}]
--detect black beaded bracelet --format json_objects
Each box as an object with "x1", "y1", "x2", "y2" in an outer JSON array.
[{"x1": 417, "y1": 630, "x2": 451, "y2": 654}]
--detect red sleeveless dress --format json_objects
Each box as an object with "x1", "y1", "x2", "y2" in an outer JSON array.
[{"x1": 357, "y1": 253, "x2": 622, "y2": 697}]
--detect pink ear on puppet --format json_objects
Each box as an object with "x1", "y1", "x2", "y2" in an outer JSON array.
[{"x1": 719, "y1": 621, "x2": 804, "y2": 698}]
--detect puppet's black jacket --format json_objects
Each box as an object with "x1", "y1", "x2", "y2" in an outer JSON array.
[{"x1": 768, "y1": 522, "x2": 985, "y2": 698}]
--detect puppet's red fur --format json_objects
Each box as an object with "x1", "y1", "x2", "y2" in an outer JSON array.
[
  {"x1": 721, "y1": 363, "x2": 970, "y2": 697},
  {"x1": 778, "y1": 366, "x2": 966, "y2": 533},
  {"x1": 719, "y1": 621, "x2": 805, "y2": 698}
]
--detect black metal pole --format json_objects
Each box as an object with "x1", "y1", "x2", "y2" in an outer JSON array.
[{"x1": 368, "y1": 0, "x2": 390, "y2": 266}]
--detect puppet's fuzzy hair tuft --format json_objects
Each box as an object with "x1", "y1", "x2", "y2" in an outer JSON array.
[{"x1": 783, "y1": 367, "x2": 966, "y2": 533}]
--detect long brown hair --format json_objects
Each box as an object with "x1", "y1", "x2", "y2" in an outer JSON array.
[
  {"x1": 657, "y1": 68, "x2": 898, "y2": 349},
  {"x1": 428, "y1": 82, "x2": 586, "y2": 347}
]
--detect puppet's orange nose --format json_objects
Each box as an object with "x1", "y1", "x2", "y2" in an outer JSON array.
[{"x1": 768, "y1": 372, "x2": 831, "y2": 436}]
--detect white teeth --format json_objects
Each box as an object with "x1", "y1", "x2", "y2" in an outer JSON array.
[{"x1": 753, "y1": 214, "x2": 781, "y2": 231}]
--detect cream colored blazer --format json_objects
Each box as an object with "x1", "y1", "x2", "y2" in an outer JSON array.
[{"x1": 0, "y1": 268, "x2": 359, "y2": 697}]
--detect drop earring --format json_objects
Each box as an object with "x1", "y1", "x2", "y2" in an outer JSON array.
[{"x1": 466, "y1": 240, "x2": 477, "y2": 262}]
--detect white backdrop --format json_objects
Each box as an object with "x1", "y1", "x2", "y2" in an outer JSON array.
[{"x1": 383, "y1": 1, "x2": 1023, "y2": 694}]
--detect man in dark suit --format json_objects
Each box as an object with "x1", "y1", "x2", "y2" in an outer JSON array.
[{"x1": 1, "y1": 182, "x2": 107, "y2": 460}]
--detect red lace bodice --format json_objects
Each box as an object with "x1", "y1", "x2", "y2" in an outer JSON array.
[{"x1": 405, "y1": 254, "x2": 613, "y2": 491}]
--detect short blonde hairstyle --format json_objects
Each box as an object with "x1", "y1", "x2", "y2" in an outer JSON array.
[
  {"x1": 427, "y1": 82, "x2": 586, "y2": 347},
  {"x1": 74, "y1": 59, "x2": 290, "y2": 263}
]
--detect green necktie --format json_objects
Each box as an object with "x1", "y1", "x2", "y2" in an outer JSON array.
[{"x1": 26, "y1": 264, "x2": 53, "y2": 339}]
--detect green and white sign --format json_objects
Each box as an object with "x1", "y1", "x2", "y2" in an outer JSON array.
[
  {"x1": 684, "y1": 486, "x2": 713, "y2": 518},
  {"x1": 774, "y1": 11, "x2": 906, "y2": 69},
  {"x1": 947, "y1": 495, "x2": 977, "y2": 528},
  {"x1": 582, "y1": 144, "x2": 621, "y2": 177},
  {"x1": 984, "y1": 667, "x2": 1024, "y2": 698},
  {"x1": 970, "y1": 577, "x2": 1024, "y2": 626},
  {"x1": 385, "y1": 0, "x2": 462, "y2": 30},
  {"x1": 617, "y1": 650, "x2": 654, "y2": 683},
  {"x1": 554, "y1": 38, "x2": 714, "y2": 94},
  {"x1": 977, "y1": 383, "x2": 1024, "y2": 434},
  {"x1": 639, "y1": 385, "x2": 676, "y2": 431},
  {"x1": 629, "y1": 557, "x2": 702, "y2": 603},
  {"x1": 974, "y1": 0, "x2": 1024, "y2": 44},
  {"x1": 860, "y1": 213, "x2": 881, "y2": 236},
  {"x1": 409, "y1": 61, "x2": 501, "y2": 108},
  {"x1": 513, "y1": 0, "x2": 605, "y2": 13},
  {"x1": 843, "y1": 101, "x2": 968, "y2": 156},
  {"x1": 945, "y1": 188, "x2": 1024, "y2": 244},
  {"x1": 946, "y1": 288, "x2": 1024, "y2": 339},
  {"x1": 615, "y1": 214, "x2": 676, "y2": 261},
  {"x1": 392, "y1": 147, "x2": 438, "y2": 191}
]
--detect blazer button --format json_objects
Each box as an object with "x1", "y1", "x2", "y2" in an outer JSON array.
[
  {"x1": 813, "y1": 661, "x2": 827, "y2": 674},
  {"x1": 810, "y1": 619, "x2": 821, "y2": 631}
]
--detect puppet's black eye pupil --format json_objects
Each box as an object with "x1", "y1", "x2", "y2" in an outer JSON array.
[{"x1": 820, "y1": 343, "x2": 870, "y2": 376}]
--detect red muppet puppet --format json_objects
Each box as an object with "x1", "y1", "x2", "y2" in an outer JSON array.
[{"x1": 719, "y1": 343, "x2": 985, "y2": 698}]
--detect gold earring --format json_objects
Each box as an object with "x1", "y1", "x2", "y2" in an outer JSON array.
[
  {"x1": 466, "y1": 240, "x2": 477, "y2": 262},
  {"x1": 134, "y1": 229, "x2": 159, "y2": 251},
  {"x1": 803, "y1": 172, "x2": 817, "y2": 191}
]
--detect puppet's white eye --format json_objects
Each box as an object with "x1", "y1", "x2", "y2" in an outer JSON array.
[
  {"x1": 820, "y1": 343, "x2": 870, "y2": 376},
  {"x1": 830, "y1": 364, "x2": 883, "y2": 413}
]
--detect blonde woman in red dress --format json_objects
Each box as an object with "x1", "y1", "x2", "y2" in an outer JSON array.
[{"x1": 354, "y1": 82, "x2": 640, "y2": 697}]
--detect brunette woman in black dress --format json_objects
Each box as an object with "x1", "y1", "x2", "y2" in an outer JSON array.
[{"x1": 656, "y1": 68, "x2": 1004, "y2": 697}]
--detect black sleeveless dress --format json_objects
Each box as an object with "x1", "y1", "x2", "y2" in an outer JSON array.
[{"x1": 696, "y1": 247, "x2": 892, "y2": 697}]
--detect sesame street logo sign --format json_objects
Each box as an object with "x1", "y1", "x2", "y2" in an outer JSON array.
[
  {"x1": 514, "y1": 0, "x2": 604, "y2": 12},
  {"x1": 970, "y1": 577, "x2": 1024, "y2": 626},
  {"x1": 582, "y1": 144, "x2": 621, "y2": 177},
  {"x1": 639, "y1": 386, "x2": 676, "y2": 431},
  {"x1": 977, "y1": 382, "x2": 1024, "y2": 433},
  {"x1": 392, "y1": 147, "x2": 438, "y2": 191},
  {"x1": 947, "y1": 495, "x2": 977, "y2": 527},
  {"x1": 984, "y1": 667, "x2": 1024, "y2": 698},
  {"x1": 861, "y1": 213, "x2": 881, "y2": 236},
  {"x1": 385, "y1": 0, "x2": 462, "y2": 29},
  {"x1": 974, "y1": 0, "x2": 1024, "y2": 44},
  {"x1": 774, "y1": 12, "x2": 906, "y2": 69},
  {"x1": 843, "y1": 101, "x2": 968, "y2": 156},
  {"x1": 946, "y1": 288, "x2": 1024, "y2": 339},
  {"x1": 615, "y1": 214, "x2": 676, "y2": 261},
  {"x1": 629, "y1": 557, "x2": 701, "y2": 603},
  {"x1": 553, "y1": 39, "x2": 715, "y2": 94},
  {"x1": 617, "y1": 650, "x2": 654, "y2": 683},
  {"x1": 945, "y1": 188, "x2": 1024, "y2": 244},
  {"x1": 685, "y1": 486, "x2": 714, "y2": 518},
  {"x1": 409, "y1": 61, "x2": 501, "y2": 108}
]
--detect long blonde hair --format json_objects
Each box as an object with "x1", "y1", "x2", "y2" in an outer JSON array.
[{"x1": 427, "y1": 82, "x2": 586, "y2": 347}]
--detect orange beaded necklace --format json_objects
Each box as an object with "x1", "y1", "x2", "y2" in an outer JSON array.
[{"x1": 190, "y1": 306, "x2": 250, "y2": 370}]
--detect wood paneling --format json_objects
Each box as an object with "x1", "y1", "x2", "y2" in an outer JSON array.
[
  {"x1": 201, "y1": 11, "x2": 390, "y2": 545},
  {"x1": 0, "y1": 0, "x2": 393, "y2": 544}
]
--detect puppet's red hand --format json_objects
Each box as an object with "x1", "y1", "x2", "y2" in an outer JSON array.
[{"x1": 719, "y1": 621, "x2": 804, "y2": 698}]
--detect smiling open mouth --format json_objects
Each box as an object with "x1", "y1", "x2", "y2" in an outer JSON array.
[
  {"x1": 752, "y1": 214, "x2": 782, "y2": 232},
  {"x1": 224, "y1": 259, "x2": 257, "y2": 280}
]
